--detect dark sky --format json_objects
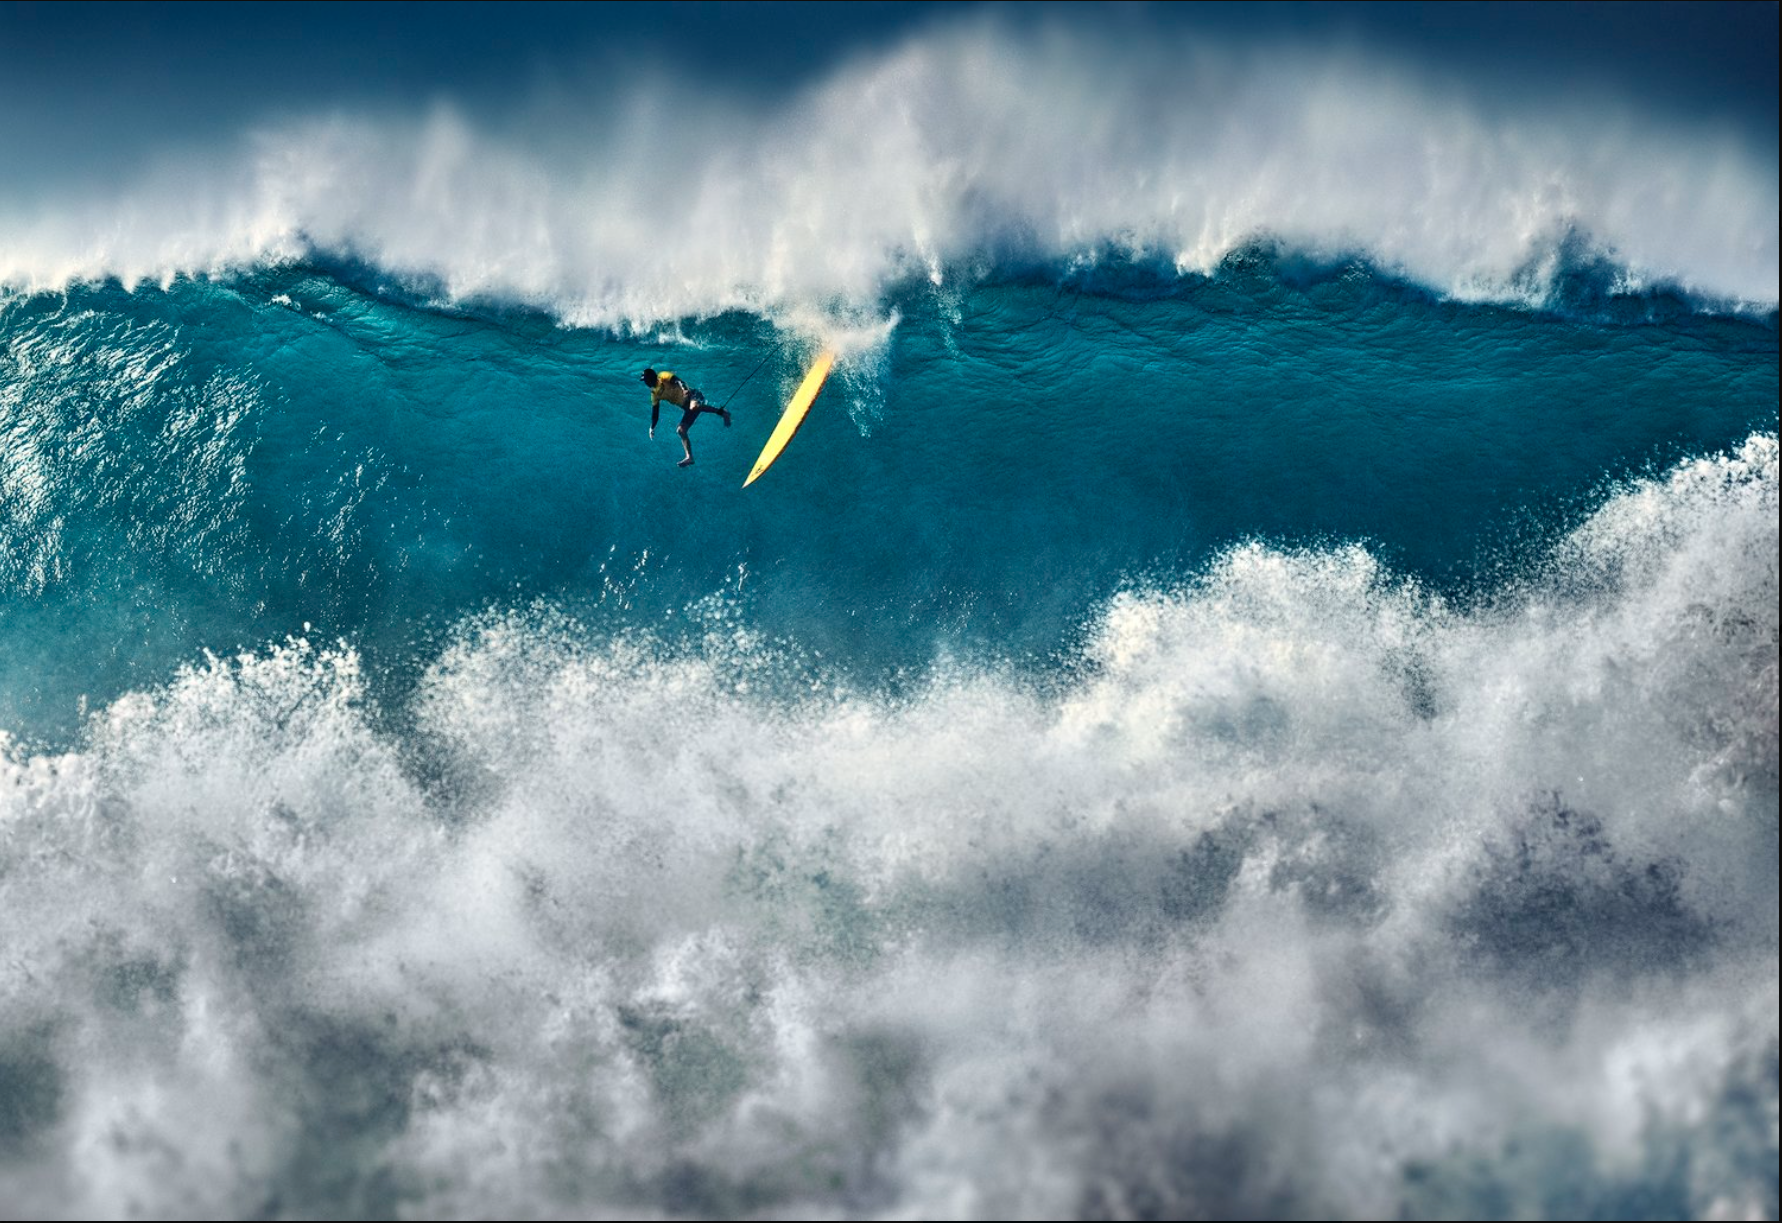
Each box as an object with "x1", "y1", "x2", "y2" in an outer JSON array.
[{"x1": 1, "y1": 1, "x2": 1776, "y2": 195}]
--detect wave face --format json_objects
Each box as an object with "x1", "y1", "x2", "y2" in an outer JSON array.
[
  {"x1": 1, "y1": 249, "x2": 1777, "y2": 1218},
  {"x1": 3, "y1": 261, "x2": 1775, "y2": 738},
  {"x1": 1, "y1": 20, "x2": 1777, "y2": 315}
]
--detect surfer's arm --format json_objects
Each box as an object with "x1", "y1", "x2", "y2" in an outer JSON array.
[{"x1": 650, "y1": 388, "x2": 661, "y2": 435}]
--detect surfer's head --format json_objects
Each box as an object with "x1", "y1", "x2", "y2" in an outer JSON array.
[{"x1": 640, "y1": 368, "x2": 659, "y2": 387}]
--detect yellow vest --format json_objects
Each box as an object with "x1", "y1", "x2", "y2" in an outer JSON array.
[{"x1": 651, "y1": 372, "x2": 691, "y2": 408}]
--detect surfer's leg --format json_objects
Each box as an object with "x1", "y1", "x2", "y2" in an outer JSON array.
[
  {"x1": 689, "y1": 390, "x2": 729, "y2": 426},
  {"x1": 677, "y1": 407, "x2": 698, "y2": 466}
]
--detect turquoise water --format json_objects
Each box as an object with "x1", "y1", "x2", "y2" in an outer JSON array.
[{"x1": 4, "y1": 257, "x2": 1772, "y2": 740}]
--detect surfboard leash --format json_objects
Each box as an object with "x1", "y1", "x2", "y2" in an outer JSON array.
[{"x1": 715, "y1": 335, "x2": 790, "y2": 410}]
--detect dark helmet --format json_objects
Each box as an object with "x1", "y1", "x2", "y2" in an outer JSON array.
[{"x1": 640, "y1": 367, "x2": 658, "y2": 386}]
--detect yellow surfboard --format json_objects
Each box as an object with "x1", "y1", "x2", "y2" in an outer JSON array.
[{"x1": 743, "y1": 351, "x2": 835, "y2": 488}]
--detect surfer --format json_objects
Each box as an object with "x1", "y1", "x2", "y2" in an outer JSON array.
[{"x1": 642, "y1": 368, "x2": 730, "y2": 467}]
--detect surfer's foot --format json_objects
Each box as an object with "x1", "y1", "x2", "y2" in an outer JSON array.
[
  {"x1": 678, "y1": 457, "x2": 695, "y2": 468},
  {"x1": 720, "y1": 409, "x2": 732, "y2": 427}
]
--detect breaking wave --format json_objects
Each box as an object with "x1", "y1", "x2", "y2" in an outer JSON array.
[
  {"x1": 1, "y1": 19, "x2": 1776, "y2": 322},
  {"x1": 1, "y1": 436, "x2": 1775, "y2": 1218}
]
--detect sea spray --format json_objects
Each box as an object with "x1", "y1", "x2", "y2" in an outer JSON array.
[{"x1": 2, "y1": 437, "x2": 1775, "y2": 1216}]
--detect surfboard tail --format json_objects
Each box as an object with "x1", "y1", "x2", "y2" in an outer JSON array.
[{"x1": 744, "y1": 351, "x2": 836, "y2": 488}]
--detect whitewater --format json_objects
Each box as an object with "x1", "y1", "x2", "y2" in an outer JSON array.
[
  {"x1": 1, "y1": 25, "x2": 1777, "y2": 314},
  {"x1": 1, "y1": 20, "x2": 1777, "y2": 1221}
]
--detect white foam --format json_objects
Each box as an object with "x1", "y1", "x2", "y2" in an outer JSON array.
[
  {"x1": 0, "y1": 434, "x2": 1774, "y2": 1215},
  {"x1": 0, "y1": 20, "x2": 1774, "y2": 323}
]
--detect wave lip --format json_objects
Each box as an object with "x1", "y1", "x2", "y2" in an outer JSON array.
[{"x1": 1, "y1": 22, "x2": 1775, "y2": 323}]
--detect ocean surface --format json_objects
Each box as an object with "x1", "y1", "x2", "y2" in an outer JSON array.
[{"x1": 2, "y1": 24, "x2": 1778, "y2": 1219}]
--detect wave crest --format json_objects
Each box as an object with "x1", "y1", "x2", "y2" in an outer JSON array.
[{"x1": 1, "y1": 21, "x2": 1774, "y2": 323}]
